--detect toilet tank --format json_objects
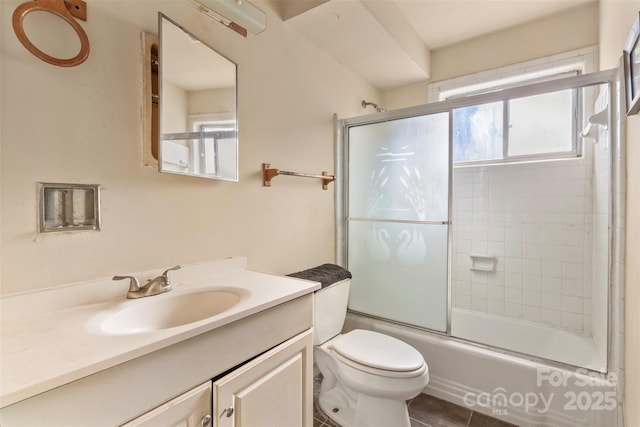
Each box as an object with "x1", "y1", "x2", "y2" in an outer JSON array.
[{"x1": 313, "y1": 279, "x2": 350, "y2": 345}]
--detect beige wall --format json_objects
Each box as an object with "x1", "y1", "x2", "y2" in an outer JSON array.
[
  {"x1": 430, "y1": 2, "x2": 599, "y2": 82},
  {"x1": 599, "y1": 3, "x2": 640, "y2": 426},
  {"x1": 625, "y1": 88, "x2": 640, "y2": 426},
  {"x1": 381, "y1": 2, "x2": 599, "y2": 111},
  {"x1": 625, "y1": 91, "x2": 640, "y2": 427},
  {"x1": 381, "y1": 80, "x2": 427, "y2": 111},
  {"x1": 0, "y1": 0, "x2": 378, "y2": 294},
  {"x1": 625, "y1": 99, "x2": 640, "y2": 426}
]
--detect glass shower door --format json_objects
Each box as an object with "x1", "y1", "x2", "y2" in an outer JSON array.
[{"x1": 346, "y1": 112, "x2": 450, "y2": 332}]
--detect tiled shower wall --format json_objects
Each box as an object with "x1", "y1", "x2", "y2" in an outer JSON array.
[{"x1": 451, "y1": 158, "x2": 594, "y2": 333}]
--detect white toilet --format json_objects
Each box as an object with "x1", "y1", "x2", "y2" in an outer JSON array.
[{"x1": 313, "y1": 278, "x2": 429, "y2": 427}]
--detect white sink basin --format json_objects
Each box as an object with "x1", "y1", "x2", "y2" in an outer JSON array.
[{"x1": 93, "y1": 288, "x2": 244, "y2": 335}]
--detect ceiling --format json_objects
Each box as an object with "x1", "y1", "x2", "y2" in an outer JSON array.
[{"x1": 281, "y1": 0, "x2": 595, "y2": 90}]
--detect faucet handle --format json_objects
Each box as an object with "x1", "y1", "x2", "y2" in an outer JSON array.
[
  {"x1": 112, "y1": 275, "x2": 141, "y2": 293},
  {"x1": 162, "y1": 265, "x2": 181, "y2": 278},
  {"x1": 160, "y1": 265, "x2": 181, "y2": 287}
]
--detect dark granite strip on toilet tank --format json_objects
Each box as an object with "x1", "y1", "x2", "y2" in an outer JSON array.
[{"x1": 287, "y1": 264, "x2": 352, "y2": 288}]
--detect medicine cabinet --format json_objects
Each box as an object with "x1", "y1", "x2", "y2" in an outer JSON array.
[{"x1": 158, "y1": 14, "x2": 238, "y2": 181}]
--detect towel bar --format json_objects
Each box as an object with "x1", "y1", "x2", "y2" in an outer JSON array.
[{"x1": 262, "y1": 163, "x2": 335, "y2": 190}]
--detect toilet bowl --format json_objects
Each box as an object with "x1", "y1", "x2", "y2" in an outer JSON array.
[
  {"x1": 315, "y1": 329, "x2": 429, "y2": 427},
  {"x1": 304, "y1": 270, "x2": 429, "y2": 427}
]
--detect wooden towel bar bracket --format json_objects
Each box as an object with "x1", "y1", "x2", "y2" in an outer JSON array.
[{"x1": 262, "y1": 163, "x2": 335, "y2": 190}]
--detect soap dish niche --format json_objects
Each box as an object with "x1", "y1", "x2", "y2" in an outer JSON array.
[
  {"x1": 469, "y1": 254, "x2": 496, "y2": 272},
  {"x1": 38, "y1": 183, "x2": 101, "y2": 233}
]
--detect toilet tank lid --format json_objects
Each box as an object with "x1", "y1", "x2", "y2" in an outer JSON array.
[
  {"x1": 287, "y1": 264, "x2": 351, "y2": 289},
  {"x1": 332, "y1": 329, "x2": 424, "y2": 372}
]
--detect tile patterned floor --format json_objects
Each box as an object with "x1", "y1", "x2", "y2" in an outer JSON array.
[{"x1": 313, "y1": 375, "x2": 518, "y2": 427}]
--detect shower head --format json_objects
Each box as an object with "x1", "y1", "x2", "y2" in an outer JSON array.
[{"x1": 362, "y1": 100, "x2": 386, "y2": 113}]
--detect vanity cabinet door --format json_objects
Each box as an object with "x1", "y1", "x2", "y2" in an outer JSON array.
[
  {"x1": 213, "y1": 329, "x2": 313, "y2": 427},
  {"x1": 122, "y1": 381, "x2": 212, "y2": 427}
]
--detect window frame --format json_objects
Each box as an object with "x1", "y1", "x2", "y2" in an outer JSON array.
[{"x1": 451, "y1": 87, "x2": 580, "y2": 167}]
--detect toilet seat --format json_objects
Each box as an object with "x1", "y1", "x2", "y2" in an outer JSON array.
[{"x1": 331, "y1": 330, "x2": 426, "y2": 378}]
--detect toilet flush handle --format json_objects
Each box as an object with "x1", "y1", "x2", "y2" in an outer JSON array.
[{"x1": 220, "y1": 407, "x2": 234, "y2": 418}]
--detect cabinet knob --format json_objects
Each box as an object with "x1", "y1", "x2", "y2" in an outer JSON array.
[
  {"x1": 201, "y1": 414, "x2": 212, "y2": 426},
  {"x1": 221, "y1": 407, "x2": 234, "y2": 418}
]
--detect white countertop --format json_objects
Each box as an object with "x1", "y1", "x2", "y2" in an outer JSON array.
[{"x1": 0, "y1": 257, "x2": 319, "y2": 408}]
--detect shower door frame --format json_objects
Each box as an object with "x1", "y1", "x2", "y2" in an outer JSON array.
[{"x1": 336, "y1": 69, "x2": 618, "y2": 371}]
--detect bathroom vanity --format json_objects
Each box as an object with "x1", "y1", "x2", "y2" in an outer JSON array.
[{"x1": 0, "y1": 257, "x2": 318, "y2": 426}]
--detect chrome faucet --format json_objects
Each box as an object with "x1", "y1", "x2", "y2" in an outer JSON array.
[{"x1": 113, "y1": 265, "x2": 181, "y2": 299}]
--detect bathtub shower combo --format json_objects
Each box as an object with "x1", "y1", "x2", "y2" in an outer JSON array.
[{"x1": 336, "y1": 70, "x2": 623, "y2": 427}]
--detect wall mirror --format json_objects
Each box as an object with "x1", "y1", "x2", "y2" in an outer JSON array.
[{"x1": 159, "y1": 14, "x2": 238, "y2": 181}]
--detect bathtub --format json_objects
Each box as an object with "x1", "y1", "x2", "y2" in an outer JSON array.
[
  {"x1": 450, "y1": 308, "x2": 606, "y2": 373},
  {"x1": 344, "y1": 311, "x2": 619, "y2": 427}
]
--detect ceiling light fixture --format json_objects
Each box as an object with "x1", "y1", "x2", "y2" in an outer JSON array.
[{"x1": 183, "y1": 0, "x2": 265, "y2": 37}]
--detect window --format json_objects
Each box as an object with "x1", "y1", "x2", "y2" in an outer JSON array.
[
  {"x1": 508, "y1": 90, "x2": 574, "y2": 156},
  {"x1": 452, "y1": 102, "x2": 502, "y2": 163},
  {"x1": 186, "y1": 113, "x2": 237, "y2": 176},
  {"x1": 427, "y1": 47, "x2": 596, "y2": 165},
  {"x1": 452, "y1": 88, "x2": 578, "y2": 164}
]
